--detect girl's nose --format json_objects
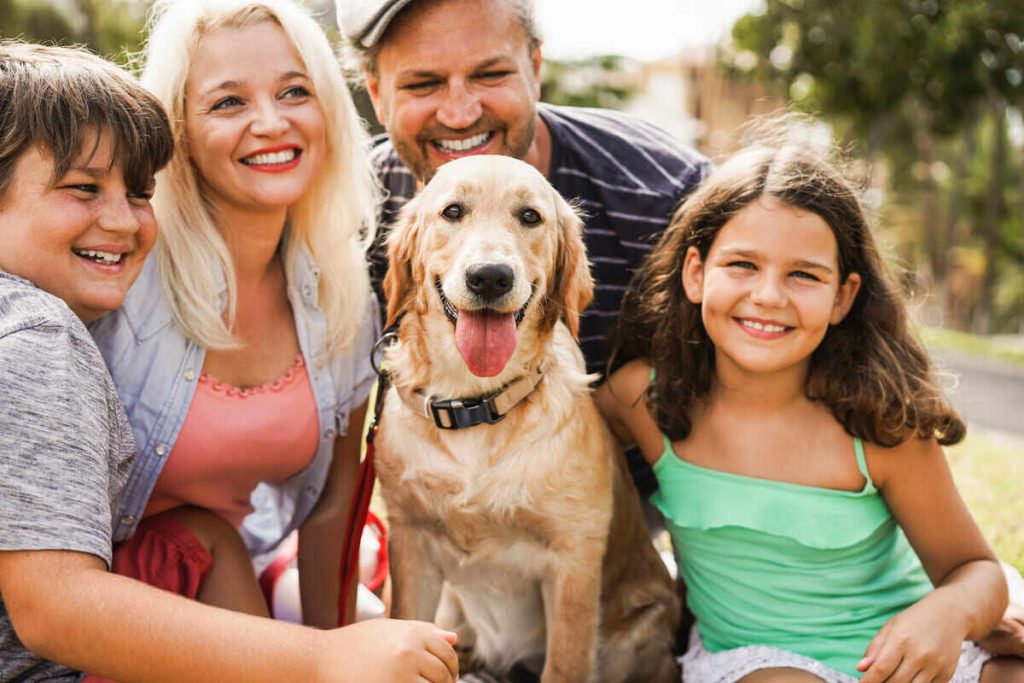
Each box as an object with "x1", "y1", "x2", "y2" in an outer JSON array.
[{"x1": 750, "y1": 274, "x2": 787, "y2": 307}]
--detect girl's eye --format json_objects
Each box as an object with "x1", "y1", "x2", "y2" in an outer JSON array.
[
  {"x1": 519, "y1": 208, "x2": 542, "y2": 226},
  {"x1": 791, "y1": 270, "x2": 819, "y2": 281},
  {"x1": 442, "y1": 203, "x2": 464, "y2": 221},
  {"x1": 211, "y1": 96, "x2": 243, "y2": 111}
]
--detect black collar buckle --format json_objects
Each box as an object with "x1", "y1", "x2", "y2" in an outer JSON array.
[{"x1": 429, "y1": 391, "x2": 505, "y2": 430}]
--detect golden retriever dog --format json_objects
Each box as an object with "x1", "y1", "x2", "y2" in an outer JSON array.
[{"x1": 377, "y1": 155, "x2": 680, "y2": 683}]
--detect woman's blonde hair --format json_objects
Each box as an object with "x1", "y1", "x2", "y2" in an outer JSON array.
[{"x1": 141, "y1": 0, "x2": 379, "y2": 354}]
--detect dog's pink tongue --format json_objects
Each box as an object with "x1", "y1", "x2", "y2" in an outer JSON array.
[{"x1": 455, "y1": 309, "x2": 516, "y2": 377}]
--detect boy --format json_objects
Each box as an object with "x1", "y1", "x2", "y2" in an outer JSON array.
[{"x1": 0, "y1": 41, "x2": 457, "y2": 683}]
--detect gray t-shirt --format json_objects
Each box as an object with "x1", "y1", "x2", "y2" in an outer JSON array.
[{"x1": 0, "y1": 273, "x2": 134, "y2": 682}]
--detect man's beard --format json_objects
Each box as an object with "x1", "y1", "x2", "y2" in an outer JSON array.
[{"x1": 396, "y1": 113, "x2": 536, "y2": 184}]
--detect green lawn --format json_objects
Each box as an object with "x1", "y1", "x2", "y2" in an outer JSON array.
[{"x1": 947, "y1": 431, "x2": 1024, "y2": 574}]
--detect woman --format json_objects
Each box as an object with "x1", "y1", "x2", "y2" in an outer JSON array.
[{"x1": 92, "y1": 0, "x2": 381, "y2": 627}]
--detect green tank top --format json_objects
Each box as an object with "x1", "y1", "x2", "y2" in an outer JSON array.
[{"x1": 652, "y1": 430, "x2": 932, "y2": 677}]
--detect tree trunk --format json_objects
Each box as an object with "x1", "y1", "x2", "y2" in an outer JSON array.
[
  {"x1": 941, "y1": 103, "x2": 979, "y2": 330},
  {"x1": 974, "y1": 97, "x2": 1007, "y2": 335}
]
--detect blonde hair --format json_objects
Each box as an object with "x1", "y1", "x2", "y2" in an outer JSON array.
[{"x1": 141, "y1": 0, "x2": 380, "y2": 354}]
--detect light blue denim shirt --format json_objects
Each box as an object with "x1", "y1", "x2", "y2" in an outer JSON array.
[{"x1": 90, "y1": 242, "x2": 379, "y2": 558}]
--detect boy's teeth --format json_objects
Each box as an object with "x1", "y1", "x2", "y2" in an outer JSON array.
[
  {"x1": 436, "y1": 132, "x2": 490, "y2": 153},
  {"x1": 242, "y1": 149, "x2": 297, "y2": 165},
  {"x1": 73, "y1": 249, "x2": 123, "y2": 264},
  {"x1": 743, "y1": 319, "x2": 786, "y2": 332}
]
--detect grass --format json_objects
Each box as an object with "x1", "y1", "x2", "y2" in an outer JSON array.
[
  {"x1": 947, "y1": 430, "x2": 1024, "y2": 574},
  {"x1": 920, "y1": 326, "x2": 1024, "y2": 367}
]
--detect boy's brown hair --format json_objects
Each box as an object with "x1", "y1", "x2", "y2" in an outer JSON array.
[{"x1": 0, "y1": 41, "x2": 173, "y2": 201}]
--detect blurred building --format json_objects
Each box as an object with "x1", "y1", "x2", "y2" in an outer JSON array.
[{"x1": 625, "y1": 46, "x2": 784, "y2": 157}]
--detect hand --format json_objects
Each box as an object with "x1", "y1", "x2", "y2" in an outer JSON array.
[
  {"x1": 318, "y1": 618, "x2": 459, "y2": 683},
  {"x1": 857, "y1": 599, "x2": 963, "y2": 683},
  {"x1": 977, "y1": 602, "x2": 1024, "y2": 657}
]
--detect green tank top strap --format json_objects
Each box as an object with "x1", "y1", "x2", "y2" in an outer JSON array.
[{"x1": 853, "y1": 437, "x2": 876, "y2": 493}]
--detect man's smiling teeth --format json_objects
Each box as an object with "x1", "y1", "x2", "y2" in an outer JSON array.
[
  {"x1": 73, "y1": 249, "x2": 123, "y2": 265},
  {"x1": 242, "y1": 149, "x2": 297, "y2": 165},
  {"x1": 741, "y1": 319, "x2": 787, "y2": 333},
  {"x1": 435, "y1": 132, "x2": 491, "y2": 153}
]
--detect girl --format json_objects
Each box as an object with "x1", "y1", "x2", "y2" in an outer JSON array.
[
  {"x1": 596, "y1": 134, "x2": 1024, "y2": 683},
  {"x1": 92, "y1": 0, "x2": 376, "y2": 627}
]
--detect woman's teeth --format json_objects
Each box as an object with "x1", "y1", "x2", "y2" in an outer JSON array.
[
  {"x1": 435, "y1": 132, "x2": 491, "y2": 153},
  {"x1": 73, "y1": 249, "x2": 123, "y2": 265},
  {"x1": 242, "y1": 149, "x2": 298, "y2": 165}
]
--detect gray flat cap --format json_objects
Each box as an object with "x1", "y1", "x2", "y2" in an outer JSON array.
[{"x1": 336, "y1": 0, "x2": 420, "y2": 48}]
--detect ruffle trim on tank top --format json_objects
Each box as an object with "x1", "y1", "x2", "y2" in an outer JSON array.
[
  {"x1": 199, "y1": 355, "x2": 306, "y2": 398},
  {"x1": 651, "y1": 448, "x2": 894, "y2": 550}
]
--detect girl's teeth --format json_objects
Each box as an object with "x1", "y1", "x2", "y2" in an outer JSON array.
[
  {"x1": 436, "y1": 132, "x2": 490, "y2": 153},
  {"x1": 743, "y1": 320, "x2": 786, "y2": 332},
  {"x1": 74, "y1": 249, "x2": 123, "y2": 264},
  {"x1": 243, "y1": 149, "x2": 297, "y2": 165}
]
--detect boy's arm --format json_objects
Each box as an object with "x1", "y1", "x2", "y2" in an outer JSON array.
[
  {"x1": 297, "y1": 401, "x2": 369, "y2": 628},
  {"x1": 0, "y1": 548, "x2": 459, "y2": 683}
]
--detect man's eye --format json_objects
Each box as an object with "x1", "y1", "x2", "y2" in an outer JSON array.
[
  {"x1": 403, "y1": 80, "x2": 439, "y2": 91},
  {"x1": 442, "y1": 203, "x2": 464, "y2": 221},
  {"x1": 478, "y1": 70, "x2": 510, "y2": 81},
  {"x1": 519, "y1": 208, "x2": 542, "y2": 226}
]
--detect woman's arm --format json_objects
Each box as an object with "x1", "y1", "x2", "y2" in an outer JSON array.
[
  {"x1": 858, "y1": 436, "x2": 1007, "y2": 682},
  {"x1": 298, "y1": 400, "x2": 369, "y2": 628},
  {"x1": 0, "y1": 549, "x2": 458, "y2": 683}
]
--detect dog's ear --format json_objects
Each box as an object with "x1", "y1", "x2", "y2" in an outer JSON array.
[
  {"x1": 546, "y1": 193, "x2": 594, "y2": 339},
  {"x1": 384, "y1": 198, "x2": 426, "y2": 327}
]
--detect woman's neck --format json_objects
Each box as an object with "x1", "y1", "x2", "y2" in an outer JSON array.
[{"x1": 211, "y1": 203, "x2": 288, "y2": 282}]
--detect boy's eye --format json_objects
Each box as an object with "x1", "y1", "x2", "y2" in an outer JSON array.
[
  {"x1": 211, "y1": 95, "x2": 243, "y2": 111},
  {"x1": 727, "y1": 260, "x2": 756, "y2": 270},
  {"x1": 63, "y1": 184, "x2": 99, "y2": 195}
]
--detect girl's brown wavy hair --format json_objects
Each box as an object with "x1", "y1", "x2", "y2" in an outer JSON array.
[{"x1": 611, "y1": 138, "x2": 964, "y2": 448}]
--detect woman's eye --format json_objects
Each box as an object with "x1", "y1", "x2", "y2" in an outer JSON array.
[
  {"x1": 442, "y1": 203, "x2": 464, "y2": 221},
  {"x1": 519, "y1": 208, "x2": 542, "y2": 226},
  {"x1": 283, "y1": 86, "x2": 311, "y2": 99},
  {"x1": 211, "y1": 96, "x2": 242, "y2": 111}
]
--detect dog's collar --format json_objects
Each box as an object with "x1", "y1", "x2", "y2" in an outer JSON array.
[{"x1": 396, "y1": 366, "x2": 545, "y2": 430}]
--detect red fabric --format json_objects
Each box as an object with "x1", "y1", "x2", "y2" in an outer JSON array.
[{"x1": 111, "y1": 514, "x2": 213, "y2": 598}]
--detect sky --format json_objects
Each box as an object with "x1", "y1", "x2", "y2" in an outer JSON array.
[{"x1": 535, "y1": 0, "x2": 763, "y2": 62}]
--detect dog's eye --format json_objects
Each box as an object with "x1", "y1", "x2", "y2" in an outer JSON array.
[
  {"x1": 519, "y1": 208, "x2": 542, "y2": 226},
  {"x1": 441, "y1": 203, "x2": 464, "y2": 221}
]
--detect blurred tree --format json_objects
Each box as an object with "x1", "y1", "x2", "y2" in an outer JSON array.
[
  {"x1": 0, "y1": 0, "x2": 149, "y2": 65},
  {"x1": 728, "y1": 0, "x2": 1024, "y2": 333},
  {"x1": 541, "y1": 55, "x2": 638, "y2": 110}
]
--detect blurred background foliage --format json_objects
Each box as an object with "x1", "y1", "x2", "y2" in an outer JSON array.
[{"x1": 724, "y1": 0, "x2": 1024, "y2": 335}]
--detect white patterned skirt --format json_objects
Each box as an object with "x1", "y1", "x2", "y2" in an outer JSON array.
[{"x1": 680, "y1": 627, "x2": 994, "y2": 683}]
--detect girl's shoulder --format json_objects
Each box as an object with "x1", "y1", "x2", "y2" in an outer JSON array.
[
  {"x1": 595, "y1": 359, "x2": 663, "y2": 462},
  {"x1": 862, "y1": 433, "x2": 944, "y2": 489}
]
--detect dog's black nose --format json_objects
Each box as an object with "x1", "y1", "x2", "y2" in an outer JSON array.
[{"x1": 466, "y1": 263, "x2": 514, "y2": 300}]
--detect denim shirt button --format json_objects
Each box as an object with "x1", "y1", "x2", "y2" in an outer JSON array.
[
  {"x1": 305, "y1": 486, "x2": 318, "y2": 497},
  {"x1": 121, "y1": 515, "x2": 135, "y2": 527},
  {"x1": 155, "y1": 444, "x2": 168, "y2": 456},
  {"x1": 324, "y1": 428, "x2": 336, "y2": 441},
  {"x1": 183, "y1": 369, "x2": 196, "y2": 381}
]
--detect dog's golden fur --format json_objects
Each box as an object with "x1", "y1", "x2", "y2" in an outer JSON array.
[{"x1": 377, "y1": 156, "x2": 679, "y2": 683}]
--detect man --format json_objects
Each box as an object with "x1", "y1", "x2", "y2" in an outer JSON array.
[{"x1": 338, "y1": 0, "x2": 711, "y2": 384}]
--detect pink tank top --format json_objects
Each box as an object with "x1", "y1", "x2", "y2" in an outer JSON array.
[{"x1": 144, "y1": 355, "x2": 320, "y2": 526}]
